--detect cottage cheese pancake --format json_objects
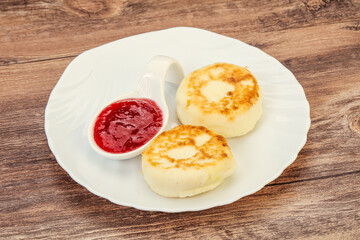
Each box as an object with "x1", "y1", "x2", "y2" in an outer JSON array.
[
  {"x1": 142, "y1": 125, "x2": 236, "y2": 198},
  {"x1": 176, "y1": 63, "x2": 263, "y2": 138}
]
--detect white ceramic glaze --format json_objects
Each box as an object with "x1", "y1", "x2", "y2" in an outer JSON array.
[
  {"x1": 44, "y1": 27, "x2": 311, "y2": 212},
  {"x1": 87, "y1": 55, "x2": 184, "y2": 160}
]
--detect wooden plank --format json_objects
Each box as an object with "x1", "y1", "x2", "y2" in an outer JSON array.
[
  {"x1": 0, "y1": 168, "x2": 358, "y2": 239},
  {"x1": 0, "y1": 0, "x2": 359, "y2": 64}
]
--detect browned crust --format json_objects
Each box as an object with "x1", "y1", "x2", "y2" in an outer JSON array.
[
  {"x1": 143, "y1": 125, "x2": 232, "y2": 169},
  {"x1": 185, "y1": 63, "x2": 260, "y2": 117}
]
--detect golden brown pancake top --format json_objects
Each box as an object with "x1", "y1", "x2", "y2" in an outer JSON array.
[
  {"x1": 143, "y1": 125, "x2": 232, "y2": 170},
  {"x1": 185, "y1": 63, "x2": 260, "y2": 117}
]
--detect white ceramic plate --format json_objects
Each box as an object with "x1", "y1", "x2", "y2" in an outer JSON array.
[{"x1": 45, "y1": 27, "x2": 310, "y2": 212}]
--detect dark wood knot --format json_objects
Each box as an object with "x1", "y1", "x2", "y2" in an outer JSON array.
[
  {"x1": 305, "y1": 0, "x2": 354, "y2": 12},
  {"x1": 344, "y1": 22, "x2": 360, "y2": 31},
  {"x1": 63, "y1": 0, "x2": 123, "y2": 18},
  {"x1": 305, "y1": 0, "x2": 329, "y2": 11}
]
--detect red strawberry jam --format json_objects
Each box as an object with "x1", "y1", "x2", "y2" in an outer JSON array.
[{"x1": 93, "y1": 98, "x2": 163, "y2": 153}]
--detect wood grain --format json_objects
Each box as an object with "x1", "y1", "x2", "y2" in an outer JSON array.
[{"x1": 0, "y1": 0, "x2": 359, "y2": 239}]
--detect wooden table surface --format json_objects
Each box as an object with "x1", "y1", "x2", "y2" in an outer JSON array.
[{"x1": 1, "y1": 0, "x2": 359, "y2": 239}]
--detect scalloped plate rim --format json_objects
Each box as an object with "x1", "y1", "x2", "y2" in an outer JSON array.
[{"x1": 45, "y1": 26, "x2": 311, "y2": 212}]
